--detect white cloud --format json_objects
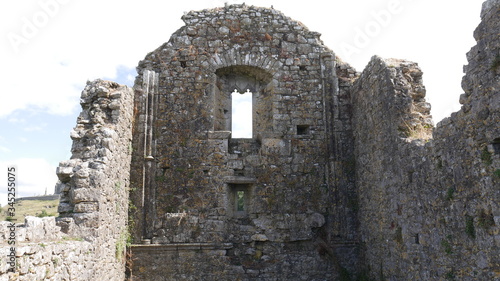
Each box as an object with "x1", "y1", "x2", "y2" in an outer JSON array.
[
  {"x1": 0, "y1": 1, "x2": 488, "y2": 210},
  {"x1": 0, "y1": 146, "x2": 11, "y2": 153},
  {"x1": 23, "y1": 123, "x2": 47, "y2": 132},
  {"x1": 0, "y1": 0, "x2": 484, "y2": 123},
  {"x1": 7, "y1": 117, "x2": 26, "y2": 124},
  {"x1": 0, "y1": 158, "x2": 57, "y2": 206}
]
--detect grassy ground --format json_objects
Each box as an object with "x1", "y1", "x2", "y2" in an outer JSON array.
[{"x1": 0, "y1": 199, "x2": 59, "y2": 222}]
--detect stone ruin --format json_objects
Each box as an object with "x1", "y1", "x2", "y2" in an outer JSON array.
[{"x1": 1, "y1": 1, "x2": 499, "y2": 280}]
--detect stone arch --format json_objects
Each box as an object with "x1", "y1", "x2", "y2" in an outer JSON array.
[{"x1": 205, "y1": 50, "x2": 283, "y2": 75}]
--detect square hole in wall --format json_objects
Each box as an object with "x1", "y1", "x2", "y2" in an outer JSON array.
[
  {"x1": 492, "y1": 138, "x2": 500, "y2": 155},
  {"x1": 228, "y1": 184, "x2": 252, "y2": 217},
  {"x1": 297, "y1": 125, "x2": 310, "y2": 135}
]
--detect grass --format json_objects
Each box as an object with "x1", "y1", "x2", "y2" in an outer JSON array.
[
  {"x1": 0, "y1": 199, "x2": 59, "y2": 222},
  {"x1": 399, "y1": 121, "x2": 433, "y2": 140},
  {"x1": 116, "y1": 229, "x2": 132, "y2": 261}
]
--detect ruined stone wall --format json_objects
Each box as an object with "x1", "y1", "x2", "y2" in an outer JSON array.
[
  {"x1": 0, "y1": 80, "x2": 134, "y2": 281},
  {"x1": 129, "y1": 4, "x2": 358, "y2": 280},
  {"x1": 0, "y1": 217, "x2": 96, "y2": 281},
  {"x1": 352, "y1": 0, "x2": 500, "y2": 279}
]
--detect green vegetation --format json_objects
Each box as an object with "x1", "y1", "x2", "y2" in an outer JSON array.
[
  {"x1": 155, "y1": 175, "x2": 166, "y2": 182},
  {"x1": 114, "y1": 181, "x2": 123, "y2": 193},
  {"x1": 441, "y1": 237, "x2": 453, "y2": 255},
  {"x1": 116, "y1": 229, "x2": 132, "y2": 261},
  {"x1": 446, "y1": 187, "x2": 455, "y2": 201},
  {"x1": 494, "y1": 169, "x2": 500, "y2": 178},
  {"x1": 478, "y1": 209, "x2": 495, "y2": 229},
  {"x1": 480, "y1": 147, "x2": 492, "y2": 165},
  {"x1": 445, "y1": 269, "x2": 456, "y2": 280},
  {"x1": 436, "y1": 159, "x2": 443, "y2": 169},
  {"x1": 491, "y1": 54, "x2": 500, "y2": 70},
  {"x1": 62, "y1": 236, "x2": 84, "y2": 242},
  {"x1": 36, "y1": 209, "x2": 54, "y2": 218},
  {"x1": 0, "y1": 199, "x2": 59, "y2": 222},
  {"x1": 465, "y1": 215, "x2": 476, "y2": 239},
  {"x1": 339, "y1": 267, "x2": 352, "y2": 281}
]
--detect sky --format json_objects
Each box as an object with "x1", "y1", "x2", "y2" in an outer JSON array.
[{"x1": 0, "y1": 0, "x2": 484, "y2": 206}]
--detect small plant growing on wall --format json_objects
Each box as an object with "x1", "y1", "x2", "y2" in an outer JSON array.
[
  {"x1": 445, "y1": 269, "x2": 456, "y2": 280},
  {"x1": 494, "y1": 169, "x2": 500, "y2": 178},
  {"x1": 465, "y1": 215, "x2": 476, "y2": 239},
  {"x1": 491, "y1": 53, "x2": 500, "y2": 71},
  {"x1": 446, "y1": 187, "x2": 455, "y2": 201},
  {"x1": 441, "y1": 236, "x2": 453, "y2": 255},
  {"x1": 478, "y1": 209, "x2": 495, "y2": 229},
  {"x1": 480, "y1": 147, "x2": 492, "y2": 166}
]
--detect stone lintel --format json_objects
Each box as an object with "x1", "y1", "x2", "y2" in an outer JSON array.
[
  {"x1": 208, "y1": 131, "x2": 232, "y2": 139},
  {"x1": 224, "y1": 176, "x2": 257, "y2": 184}
]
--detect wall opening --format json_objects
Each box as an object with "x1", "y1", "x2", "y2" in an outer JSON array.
[
  {"x1": 231, "y1": 89, "x2": 253, "y2": 138},
  {"x1": 214, "y1": 65, "x2": 273, "y2": 137},
  {"x1": 297, "y1": 125, "x2": 310, "y2": 135},
  {"x1": 236, "y1": 190, "x2": 245, "y2": 211},
  {"x1": 228, "y1": 184, "x2": 252, "y2": 217},
  {"x1": 492, "y1": 138, "x2": 500, "y2": 155}
]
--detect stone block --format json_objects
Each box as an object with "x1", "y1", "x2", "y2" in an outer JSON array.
[
  {"x1": 56, "y1": 166, "x2": 73, "y2": 183},
  {"x1": 71, "y1": 189, "x2": 99, "y2": 203}
]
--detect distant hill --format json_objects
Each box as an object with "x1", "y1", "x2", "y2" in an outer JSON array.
[{"x1": 1, "y1": 196, "x2": 60, "y2": 222}]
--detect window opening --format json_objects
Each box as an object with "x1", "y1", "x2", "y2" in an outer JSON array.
[
  {"x1": 236, "y1": 191, "x2": 245, "y2": 212},
  {"x1": 231, "y1": 89, "x2": 252, "y2": 138},
  {"x1": 229, "y1": 184, "x2": 252, "y2": 217},
  {"x1": 492, "y1": 138, "x2": 500, "y2": 155},
  {"x1": 297, "y1": 125, "x2": 310, "y2": 135}
]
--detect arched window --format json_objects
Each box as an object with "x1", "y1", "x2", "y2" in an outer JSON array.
[{"x1": 214, "y1": 65, "x2": 273, "y2": 139}]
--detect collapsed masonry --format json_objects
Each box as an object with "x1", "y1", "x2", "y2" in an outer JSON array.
[{"x1": 1, "y1": 1, "x2": 499, "y2": 280}]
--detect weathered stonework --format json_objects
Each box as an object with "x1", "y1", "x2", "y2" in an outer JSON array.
[
  {"x1": 352, "y1": 1, "x2": 500, "y2": 279},
  {"x1": 128, "y1": 4, "x2": 357, "y2": 280},
  {"x1": 1, "y1": 1, "x2": 498, "y2": 280},
  {"x1": 0, "y1": 80, "x2": 134, "y2": 281}
]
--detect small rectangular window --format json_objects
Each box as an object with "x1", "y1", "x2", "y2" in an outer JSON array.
[
  {"x1": 228, "y1": 184, "x2": 252, "y2": 217},
  {"x1": 297, "y1": 125, "x2": 310, "y2": 135},
  {"x1": 492, "y1": 138, "x2": 500, "y2": 155},
  {"x1": 237, "y1": 191, "x2": 245, "y2": 211}
]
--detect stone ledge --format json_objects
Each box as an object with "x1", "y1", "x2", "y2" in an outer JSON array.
[
  {"x1": 130, "y1": 243, "x2": 233, "y2": 252},
  {"x1": 224, "y1": 176, "x2": 257, "y2": 184},
  {"x1": 207, "y1": 131, "x2": 231, "y2": 139}
]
